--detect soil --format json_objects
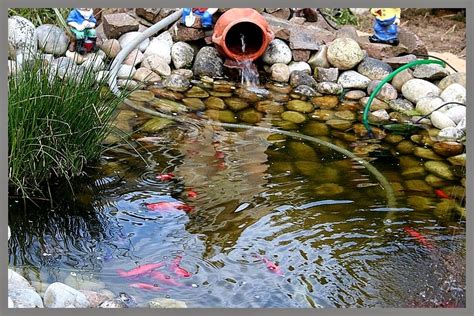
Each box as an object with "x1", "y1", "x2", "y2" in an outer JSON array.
[{"x1": 356, "y1": 8, "x2": 466, "y2": 58}]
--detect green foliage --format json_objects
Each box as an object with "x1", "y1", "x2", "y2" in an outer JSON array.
[
  {"x1": 320, "y1": 8, "x2": 359, "y2": 26},
  {"x1": 8, "y1": 8, "x2": 70, "y2": 27},
  {"x1": 8, "y1": 53, "x2": 127, "y2": 199}
]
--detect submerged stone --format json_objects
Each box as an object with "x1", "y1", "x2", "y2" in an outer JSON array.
[
  {"x1": 286, "y1": 100, "x2": 314, "y2": 113},
  {"x1": 182, "y1": 98, "x2": 206, "y2": 111},
  {"x1": 302, "y1": 121, "x2": 330, "y2": 136},
  {"x1": 404, "y1": 180, "x2": 432, "y2": 193},
  {"x1": 204, "y1": 96, "x2": 226, "y2": 110},
  {"x1": 224, "y1": 97, "x2": 249, "y2": 111},
  {"x1": 407, "y1": 196, "x2": 434, "y2": 212},
  {"x1": 294, "y1": 161, "x2": 319, "y2": 176},
  {"x1": 237, "y1": 108, "x2": 263, "y2": 124},
  {"x1": 311, "y1": 109, "x2": 335, "y2": 121},
  {"x1": 425, "y1": 174, "x2": 451, "y2": 188},
  {"x1": 140, "y1": 117, "x2": 174, "y2": 133},
  {"x1": 149, "y1": 98, "x2": 187, "y2": 113},
  {"x1": 281, "y1": 111, "x2": 307, "y2": 124},
  {"x1": 401, "y1": 166, "x2": 426, "y2": 179},
  {"x1": 311, "y1": 96, "x2": 339, "y2": 109},
  {"x1": 185, "y1": 86, "x2": 209, "y2": 98},
  {"x1": 424, "y1": 161, "x2": 456, "y2": 180},
  {"x1": 256, "y1": 100, "x2": 284, "y2": 114},
  {"x1": 287, "y1": 141, "x2": 318, "y2": 161},
  {"x1": 128, "y1": 90, "x2": 155, "y2": 102},
  {"x1": 314, "y1": 183, "x2": 344, "y2": 196},
  {"x1": 413, "y1": 147, "x2": 443, "y2": 160},
  {"x1": 326, "y1": 119, "x2": 352, "y2": 131}
]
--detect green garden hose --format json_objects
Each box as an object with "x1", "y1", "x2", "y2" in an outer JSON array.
[{"x1": 362, "y1": 59, "x2": 446, "y2": 136}]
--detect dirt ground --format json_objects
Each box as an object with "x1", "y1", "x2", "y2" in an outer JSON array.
[{"x1": 356, "y1": 8, "x2": 466, "y2": 58}]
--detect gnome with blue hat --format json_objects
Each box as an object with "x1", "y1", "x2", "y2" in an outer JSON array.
[{"x1": 67, "y1": 8, "x2": 98, "y2": 55}]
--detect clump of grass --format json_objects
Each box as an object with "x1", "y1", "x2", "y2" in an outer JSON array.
[
  {"x1": 8, "y1": 8, "x2": 70, "y2": 27},
  {"x1": 320, "y1": 8, "x2": 359, "y2": 26},
  {"x1": 8, "y1": 52, "x2": 128, "y2": 199}
]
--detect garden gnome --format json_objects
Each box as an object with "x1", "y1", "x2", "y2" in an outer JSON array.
[
  {"x1": 182, "y1": 8, "x2": 218, "y2": 28},
  {"x1": 369, "y1": 8, "x2": 401, "y2": 46},
  {"x1": 67, "y1": 8, "x2": 98, "y2": 55}
]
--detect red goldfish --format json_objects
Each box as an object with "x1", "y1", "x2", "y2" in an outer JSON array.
[
  {"x1": 187, "y1": 190, "x2": 198, "y2": 199},
  {"x1": 434, "y1": 189, "x2": 450, "y2": 199},
  {"x1": 156, "y1": 173, "x2": 175, "y2": 181},
  {"x1": 258, "y1": 256, "x2": 284, "y2": 276},
  {"x1": 403, "y1": 227, "x2": 434, "y2": 250},
  {"x1": 170, "y1": 256, "x2": 192, "y2": 278},
  {"x1": 116, "y1": 262, "x2": 165, "y2": 278},
  {"x1": 149, "y1": 271, "x2": 184, "y2": 286},
  {"x1": 129, "y1": 282, "x2": 161, "y2": 291},
  {"x1": 146, "y1": 201, "x2": 193, "y2": 213}
]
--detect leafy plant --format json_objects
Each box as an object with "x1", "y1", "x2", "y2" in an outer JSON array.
[{"x1": 320, "y1": 8, "x2": 359, "y2": 26}]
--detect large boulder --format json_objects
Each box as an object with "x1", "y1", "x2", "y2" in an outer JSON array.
[
  {"x1": 43, "y1": 282, "x2": 90, "y2": 308},
  {"x1": 8, "y1": 16, "x2": 37, "y2": 57},
  {"x1": 193, "y1": 47, "x2": 224, "y2": 77},
  {"x1": 327, "y1": 37, "x2": 365, "y2": 70},
  {"x1": 102, "y1": 13, "x2": 139, "y2": 39},
  {"x1": 35, "y1": 24, "x2": 69, "y2": 55},
  {"x1": 263, "y1": 39, "x2": 292, "y2": 65},
  {"x1": 440, "y1": 83, "x2": 466, "y2": 104},
  {"x1": 401, "y1": 79, "x2": 441, "y2": 103}
]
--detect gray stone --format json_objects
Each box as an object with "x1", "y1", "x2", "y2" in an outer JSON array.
[
  {"x1": 117, "y1": 64, "x2": 136, "y2": 79},
  {"x1": 8, "y1": 16, "x2": 37, "y2": 56},
  {"x1": 438, "y1": 72, "x2": 466, "y2": 90},
  {"x1": 148, "y1": 298, "x2": 188, "y2": 308},
  {"x1": 171, "y1": 42, "x2": 194, "y2": 69},
  {"x1": 163, "y1": 73, "x2": 190, "y2": 92},
  {"x1": 144, "y1": 37, "x2": 171, "y2": 64},
  {"x1": 401, "y1": 79, "x2": 441, "y2": 103},
  {"x1": 438, "y1": 127, "x2": 465, "y2": 141},
  {"x1": 316, "y1": 82, "x2": 343, "y2": 95},
  {"x1": 289, "y1": 70, "x2": 317, "y2": 88},
  {"x1": 293, "y1": 85, "x2": 318, "y2": 97},
  {"x1": 270, "y1": 63, "x2": 290, "y2": 82},
  {"x1": 389, "y1": 98, "x2": 414, "y2": 113},
  {"x1": 8, "y1": 289, "x2": 44, "y2": 308},
  {"x1": 369, "y1": 109, "x2": 390, "y2": 123},
  {"x1": 456, "y1": 117, "x2": 466, "y2": 131},
  {"x1": 413, "y1": 64, "x2": 450, "y2": 80},
  {"x1": 327, "y1": 37, "x2": 364, "y2": 70},
  {"x1": 193, "y1": 46, "x2": 224, "y2": 78},
  {"x1": 415, "y1": 96, "x2": 445, "y2": 115},
  {"x1": 391, "y1": 69, "x2": 414, "y2": 91},
  {"x1": 289, "y1": 24, "x2": 334, "y2": 50},
  {"x1": 102, "y1": 13, "x2": 139, "y2": 39},
  {"x1": 444, "y1": 106, "x2": 466, "y2": 124},
  {"x1": 36, "y1": 24, "x2": 69, "y2": 55},
  {"x1": 141, "y1": 54, "x2": 171, "y2": 76},
  {"x1": 367, "y1": 80, "x2": 398, "y2": 101},
  {"x1": 316, "y1": 67, "x2": 338, "y2": 82},
  {"x1": 101, "y1": 39, "x2": 121, "y2": 58},
  {"x1": 337, "y1": 70, "x2": 371, "y2": 89},
  {"x1": 440, "y1": 83, "x2": 466, "y2": 104},
  {"x1": 382, "y1": 54, "x2": 417, "y2": 69},
  {"x1": 308, "y1": 45, "x2": 331, "y2": 68},
  {"x1": 288, "y1": 61, "x2": 311, "y2": 74},
  {"x1": 43, "y1": 282, "x2": 90, "y2": 308},
  {"x1": 430, "y1": 111, "x2": 456, "y2": 129},
  {"x1": 8, "y1": 269, "x2": 34, "y2": 291},
  {"x1": 263, "y1": 39, "x2": 292, "y2": 65},
  {"x1": 357, "y1": 57, "x2": 393, "y2": 80},
  {"x1": 156, "y1": 31, "x2": 174, "y2": 49},
  {"x1": 118, "y1": 32, "x2": 150, "y2": 52}
]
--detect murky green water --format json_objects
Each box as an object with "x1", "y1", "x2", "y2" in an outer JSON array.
[{"x1": 9, "y1": 83, "x2": 466, "y2": 308}]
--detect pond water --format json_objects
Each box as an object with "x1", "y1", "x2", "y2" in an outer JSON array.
[{"x1": 8, "y1": 81, "x2": 466, "y2": 308}]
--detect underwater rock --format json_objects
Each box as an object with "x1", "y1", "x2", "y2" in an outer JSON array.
[
  {"x1": 204, "y1": 96, "x2": 226, "y2": 110},
  {"x1": 391, "y1": 69, "x2": 414, "y2": 91},
  {"x1": 263, "y1": 39, "x2": 292, "y2": 65},
  {"x1": 388, "y1": 98, "x2": 414, "y2": 113},
  {"x1": 141, "y1": 54, "x2": 171, "y2": 76},
  {"x1": 129, "y1": 90, "x2": 155, "y2": 102},
  {"x1": 337, "y1": 70, "x2": 371, "y2": 89},
  {"x1": 444, "y1": 106, "x2": 466, "y2": 124},
  {"x1": 281, "y1": 111, "x2": 307, "y2": 124},
  {"x1": 396, "y1": 140, "x2": 416, "y2": 154},
  {"x1": 288, "y1": 61, "x2": 311, "y2": 74},
  {"x1": 117, "y1": 79, "x2": 142, "y2": 91},
  {"x1": 147, "y1": 298, "x2": 187, "y2": 308},
  {"x1": 163, "y1": 73, "x2": 190, "y2": 92},
  {"x1": 311, "y1": 109, "x2": 335, "y2": 121},
  {"x1": 182, "y1": 98, "x2": 206, "y2": 111},
  {"x1": 237, "y1": 108, "x2": 263, "y2": 124},
  {"x1": 289, "y1": 70, "x2": 317, "y2": 88},
  {"x1": 133, "y1": 67, "x2": 161, "y2": 83},
  {"x1": 256, "y1": 100, "x2": 284, "y2": 114},
  {"x1": 314, "y1": 183, "x2": 344, "y2": 196},
  {"x1": 99, "y1": 299, "x2": 128, "y2": 308},
  {"x1": 205, "y1": 109, "x2": 238, "y2": 123},
  {"x1": 415, "y1": 96, "x2": 445, "y2": 116},
  {"x1": 438, "y1": 72, "x2": 466, "y2": 90},
  {"x1": 302, "y1": 121, "x2": 330, "y2": 136},
  {"x1": 430, "y1": 111, "x2": 456, "y2": 130},
  {"x1": 171, "y1": 41, "x2": 194, "y2": 69},
  {"x1": 270, "y1": 63, "x2": 290, "y2": 82},
  {"x1": 295, "y1": 161, "x2": 320, "y2": 176},
  {"x1": 384, "y1": 134, "x2": 404, "y2": 144},
  {"x1": 266, "y1": 82, "x2": 292, "y2": 94},
  {"x1": 404, "y1": 180, "x2": 432, "y2": 192},
  {"x1": 399, "y1": 155, "x2": 422, "y2": 168},
  {"x1": 359, "y1": 96, "x2": 390, "y2": 110},
  {"x1": 447, "y1": 153, "x2": 466, "y2": 167},
  {"x1": 118, "y1": 31, "x2": 149, "y2": 52},
  {"x1": 44, "y1": 282, "x2": 90, "y2": 308},
  {"x1": 8, "y1": 289, "x2": 43, "y2": 308},
  {"x1": 401, "y1": 79, "x2": 441, "y2": 103},
  {"x1": 407, "y1": 196, "x2": 434, "y2": 212},
  {"x1": 36, "y1": 24, "x2": 69, "y2": 55},
  {"x1": 185, "y1": 86, "x2": 209, "y2": 98},
  {"x1": 308, "y1": 45, "x2": 331, "y2": 68},
  {"x1": 424, "y1": 161, "x2": 456, "y2": 180},
  {"x1": 193, "y1": 46, "x2": 224, "y2": 78},
  {"x1": 315, "y1": 82, "x2": 343, "y2": 95},
  {"x1": 149, "y1": 87, "x2": 184, "y2": 100},
  {"x1": 80, "y1": 290, "x2": 111, "y2": 308},
  {"x1": 357, "y1": 57, "x2": 393, "y2": 80},
  {"x1": 315, "y1": 67, "x2": 339, "y2": 83},
  {"x1": 288, "y1": 141, "x2": 318, "y2": 161},
  {"x1": 311, "y1": 96, "x2": 339, "y2": 109},
  {"x1": 334, "y1": 110, "x2": 355, "y2": 121},
  {"x1": 149, "y1": 98, "x2": 187, "y2": 113},
  {"x1": 425, "y1": 174, "x2": 451, "y2": 188},
  {"x1": 413, "y1": 64, "x2": 449, "y2": 80},
  {"x1": 327, "y1": 37, "x2": 364, "y2": 70},
  {"x1": 367, "y1": 80, "x2": 398, "y2": 101},
  {"x1": 432, "y1": 142, "x2": 464, "y2": 158},
  {"x1": 286, "y1": 100, "x2": 314, "y2": 113},
  {"x1": 414, "y1": 147, "x2": 443, "y2": 160},
  {"x1": 224, "y1": 97, "x2": 249, "y2": 111},
  {"x1": 401, "y1": 166, "x2": 426, "y2": 179},
  {"x1": 440, "y1": 83, "x2": 466, "y2": 104},
  {"x1": 213, "y1": 80, "x2": 234, "y2": 93},
  {"x1": 326, "y1": 119, "x2": 352, "y2": 131}
]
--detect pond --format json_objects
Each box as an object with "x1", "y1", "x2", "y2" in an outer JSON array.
[{"x1": 8, "y1": 80, "x2": 466, "y2": 308}]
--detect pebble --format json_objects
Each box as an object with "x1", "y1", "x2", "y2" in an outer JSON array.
[
  {"x1": 440, "y1": 83, "x2": 466, "y2": 104},
  {"x1": 337, "y1": 71, "x2": 371, "y2": 89}
]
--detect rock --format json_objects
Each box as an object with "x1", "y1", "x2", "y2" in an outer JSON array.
[
  {"x1": 118, "y1": 32, "x2": 150, "y2": 52},
  {"x1": 424, "y1": 161, "x2": 456, "y2": 180},
  {"x1": 286, "y1": 100, "x2": 314, "y2": 113},
  {"x1": 185, "y1": 86, "x2": 209, "y2": 98},
  {"x1": 156, "y1": 31, "x2": 174, "y2": 49},
  {"x1": 388, "y1": 98, "x2": 414, "y2": 113},
  {"x1": 224, "y1": 98, "x2": 249, "y2": 111},
  {"x1": 163, "y1": 73, "x2": 190, "y2": 92},
  {"x1": 432, "y1": 142, "x2": 464, "y2": 157},
  {"x1": 238, "y1": 108, "x2": 264, "y2": 124},
  {"x1": 288, "y1": 61, "x2": 311, "y2": 74},
  {"x1": 80, "y1": 290, "x2": 111, "y2": 308},
  {"x1": 35, "y1": 24, "x2": 68, "y2": 55},
  {"x1": 401, "y1": 79, "x2": 441, "y2": 103},
  {"x1": 398, "y1": 28, "x2": 428, "y2": 55},
  {"x1": 396, "y1": 140, "x2": 416, "y2": 154},
  {"x1": 401, "y1": 166, "x2": 427, "y2": 179},
  {"x1": 407, "y1": 196, "x2": 434, "y2": 211},
  {"x1": 293, "y1": 85, "x2": 318, "y2": 97},
  {"x1": 65, "y1": 50, "x2": 86, "y2": 64},
  {"x1": 141, "y1": 117, "x2": 173, "y2": 133},
  {"x1": 358, "y1": 37, "x2": 408, "y2": 59},
  {"x1": 149, "y1": 98, "x2": 187, "y2": 113},
  {"x1": 315, "y1": 183, "x2": 344, "y2": 196},
  {"x1": 413, "y1": 64, "x2": 450, "y2": 80},
  {"x1": 367, "y1": 80, "x2": 398, "y2": 101},
  {"x1": 289, "y1": 70, "x2": 317, "y2": 88},
  {"x1": 44, "y1": 282, "x2": 90, "y2": 308},
  {"x1": 430, "y1": 111, "x2": 456, "y2": 129},
  {"x1": 326, "y1": 119, "x2": 352, "y2": 130},
  {"x1": 337, "y1": 70, "x2": 371, "y2": 89},
  {"x1": 302, "y1": 121, "x2": 330, "y2": 136},
  {"x1": 344, "y1": 90, "x2": 366, "y2": 100},
  {"x1": 205, "y1": 109, "x2": 237, "y2": 123},
  {"x1": 101, "y1": 39, "x2": 121, "y2": 58},
  {"x1": 147, "y1": 298, "x2": 187, "y2": 308},
  {"x1": 316, "y1": 67, "x2": 338, "y2": 82},
  {"x1": 123, "y1": 48, "x2": 144, "y2": 66},
  {"x1": 263, "y1": 39, "x2": 292, "y2": 65},
  {"x1": 269, "y1": 8, "x2": 291, "y2": 20},
  {"x1": 270, "y1": 63, "x2": 290, "y2": 82},
  {"x1": 174, "y1": 69, "x2": 194, "y2": 79},
  {"x1": 440, "y1": 83, "x2": 466, "y2": 104},
  {"x1": 292, "y1": 49, "x2": 311, "y2": 62},
  {"x1": 289, "y1": 24, "x2": 334, "y2": 50},
  {"x1": 311, "y1": 96, "x2": 339, "y2": 110},
  {"x1": 438, "y1": 127, "x2": 465, "y2": 141},
  {"x1": 135, "y1": 8, "x2": 161, "y2": 23},
  {"x1": 415, "y1": 96, "x2": 445, "y2": 115},
  {"x1": 144, "y1": 38, "x2": 171, "y2": 64},
  {"x1": 438, "y1": 72, "x2": 466, "y2": 90},
  {"x1": 335, "y1": 110, "x2": 355, "y2": 121},
  {"x1": 133, "y1": 67, "x2": 161, "y2": 83},
  {"x1": 99, "y1": 299, "x2": 128, "y2": 308},
  {"x1": 357, "y1": 57, "x2": 393, "y2": 80},
  {"x1": 456, "y1": 117, "x2": 466, "y2": 131},
  {"x1": 8, "y1": 289, "x2": 44, "y2": 308},
  {"x1": 193, "y1": 47, "x2": 224, "y2": 78},
  {"x1": 169, "y1": 21, "x2": 205, "y2": 42},
  {"x1": 391, "y1": 69, "x2": 414, "y2": 91},
  {"x1": 281, "y1": 111, "x2": 307, "y2": 123},
  {"x1": 334, "y1": 25, "x2": 359, "y2": 41},
  {"x1": 448, "y1": 153, "x2": 466, "y2": 167},
  {"x1": 117, "y1": 64, "x2": 136, "y2": 79},
  {"x1": 82, "y1": 55, "x2": 105, "y2": 72},
  {"x1": 102, "y1": 13, "x2": 139, "y2": 39},
  {"x1": 327, "y1": 37, "x2": 364, "y2": 70},
  {"x1": 382, "y1": 54, "x2": 417, "y2": 69},
  {"x1": 141, "y1": 54, "x2": 171, "y2": 76},
  {"x1": 404, "y1": 180, "x2": 432, "y2": 193},
  {"x1": 369, "y1": 109, "x2": 390, "y2": 123},
  {"x1": 8, "y1": 269, "x2": 34, "y2": 291},
  {"x1": 316, "y1": 82, "x2": 343, "y2": 95},
  {"x1": 117, "y1": 79, "x2": 142, "y2": 91},
  {"x1": 308, "y1": 45, "x2": 331, "y2": 68},
  {"x1": 425, "y1": 174, "x2": 450, "y2": 188},
  {"x1": 414, "y1": 147, "x2": 443, "y2": 160},
  {"x1": 171, "y1": 42, "x2": 194, "y2": 69},
  {"x1": 8, "y1": 296, "x2": 14, "y2": 308},
  {"x1": 444, "y1": 106, "x2": 466, "y2": 124},
  {"x1": 129, "y1": 90, "x2": 155, "y2": 102},
  {"x1": 8, "y1": 16, "x2": 37, "y2": 56},
  {"x1": 311, "y1": 109, "x2": 336, "y2": 121},
  {"x1": 182, "y1": 98, "x2": 206, "y2": 111}
]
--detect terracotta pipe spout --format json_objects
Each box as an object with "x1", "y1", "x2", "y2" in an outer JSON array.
[{"x1": 212, "y1": 8, "x2": 274, "y2": 61}]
